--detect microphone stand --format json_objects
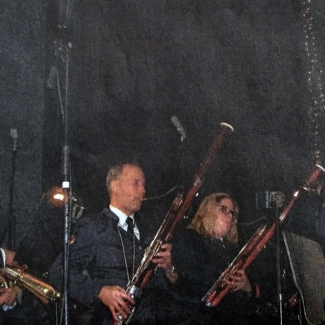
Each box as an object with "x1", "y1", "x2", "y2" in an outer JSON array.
[
  {"x1": 61, "y1": 44, "x2": 71, "y2": 325},
  {"x1": 62, "y1": 145, "x2": 71, "y2": 325},
  {"x1": 7, "y1": 134, "x2": 18, "y2": 250},
  {"x1": 52, "y1": 27, "x2": 72, "y2": 324},
  {"x1": 274, "y1": 202, "x2": 284, "y2": 325},
  {"x1": 256, "y1": 191, "x2": 285, "y2": 324},
  {"x1": 48, "y1": 2, "x2": 73, "y2": 323}
]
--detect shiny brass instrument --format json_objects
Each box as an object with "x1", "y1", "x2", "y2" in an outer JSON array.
[
  {"x1": 0, "y1": 274, "x2": 9, "y2": 288},
  {"x1": 202, "y1": 164, "x2": 325, "y2": 307},
  {"x1": 0, "y1": 266, "x2": 61, "y2": 304}
]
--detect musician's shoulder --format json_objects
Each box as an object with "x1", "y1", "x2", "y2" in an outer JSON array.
[
  {"x1": 72, "y1": 209, "x2": 111, "y2": 234},
  {"x1": 173, "y1": 227, "x2": 199, "y2": 246}
]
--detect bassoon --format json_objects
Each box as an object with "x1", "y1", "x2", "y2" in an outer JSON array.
[
  {"x1": 201, "y1": 164, "x2": 325, "y2": 308},
  {"x1": 113, "y1": 122, "x2": 234, "y2": 325}
]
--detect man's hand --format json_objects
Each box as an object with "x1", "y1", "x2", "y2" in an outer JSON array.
[
  {"x1": 152, "y1": 243, "x2": 172, "y2": 272},
  {"x1": 227, "y1": 269, "x2": 252, "y2": 293},
  {"x1": 3, "y1": 249, "x2": 27, "y2": 270},
  {"x1": 2, "y1": 249, "x2": 18, "y2": 267},
  {"x1": 152, "y1": 243, "x2": 178, "y2": 283},
  {"x1": 98, "y1": 286, "x2": 135, "y2": 321},
  {"x1": 0, "y1": 287, "x2": 17, "y2": 306}
]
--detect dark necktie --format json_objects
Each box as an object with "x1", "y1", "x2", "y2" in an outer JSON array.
[{"x1": 126, "y1": 217, "x2": 134, "y2": 237}]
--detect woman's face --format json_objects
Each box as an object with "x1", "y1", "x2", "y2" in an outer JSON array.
[{"x1": 213, "y1": 197, "x2": 236, "y2": 239}]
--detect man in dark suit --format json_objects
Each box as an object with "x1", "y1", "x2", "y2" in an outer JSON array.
[{"x1": 49, "y1": 163, "x2": 174, "y2": 324}]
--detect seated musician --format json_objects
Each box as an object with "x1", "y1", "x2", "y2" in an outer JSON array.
[
  {"x1": 0, "y1": 249, "x2": 18, "y2": 312},
  {"x1": 133, "y1": 192, "x2": 277, "y2": 325},
  {"x1": 0, "y1": 188, "x2": 84, "y2": 325},
  {"x1": 48, "y1": 163, "x2": 174, "y2": 325},
  {"x1": 0, "y1": 248, "x2": 45, "y2": 325}
]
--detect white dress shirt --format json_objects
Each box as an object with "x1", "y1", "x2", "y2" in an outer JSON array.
[
  {"x1": 110, "y1": 205, "x2": 140, "y2": 240},
  {"x1": 0, "y1": 248, "x2": 5, "y2": 267}
]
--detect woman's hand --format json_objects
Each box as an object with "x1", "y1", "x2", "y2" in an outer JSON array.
[{"x1": 227, "y1": 269, "x2": 252, "y2": 293}]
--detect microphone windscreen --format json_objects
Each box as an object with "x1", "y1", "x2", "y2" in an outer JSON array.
[
  {"x1": 10, "y1": 128, "x2": 18, "y2": 140},
  {"x1": 46, "y1": 66, "x2": 57, "y2": 89},
  {"x1": 171, "y1": 116, "x2": 186, "y2": 142}
]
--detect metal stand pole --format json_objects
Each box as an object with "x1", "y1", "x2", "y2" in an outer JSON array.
[
  {"x1": 47, "y1": 2, "x2": 73, "y2": 323},
  {"x1": 275, "y1": 203, "x2": 284, "y2": 325},
  {"x1": 62, "y1": 145, "x2": 71, "y2": 325},
  {"x1": 8, "y1": 129, "x2": 18, "y2": 250},
  {"x1": 61, "y1": 44, "x2": 71, "y2": 325}
]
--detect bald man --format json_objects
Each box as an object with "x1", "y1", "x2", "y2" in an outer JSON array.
[{"x1": 49, "y1": 163, "x2": 173, "y2": 324}]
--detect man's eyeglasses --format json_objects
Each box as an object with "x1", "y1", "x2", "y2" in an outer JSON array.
[{"x1": 218, "y1": 205, "x2": 238, "y2": 223}]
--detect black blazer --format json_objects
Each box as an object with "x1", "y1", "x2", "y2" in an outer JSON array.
[{"x1": 48, "y1": 208, "x2": 152, "y2": 323}]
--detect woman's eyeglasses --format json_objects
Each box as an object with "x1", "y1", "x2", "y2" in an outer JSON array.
[{"x1": 218, "y1": 205, "x2": 238, "y2": 223}]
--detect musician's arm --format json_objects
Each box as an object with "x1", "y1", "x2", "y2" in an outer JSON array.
[{"x1": 48, "y1": 218, "x2": 101, "y2": 308}]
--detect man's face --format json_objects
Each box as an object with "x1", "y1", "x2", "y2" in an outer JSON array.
[{"x1": 110, "y1": 164, "x2": 146, "y2": 216}]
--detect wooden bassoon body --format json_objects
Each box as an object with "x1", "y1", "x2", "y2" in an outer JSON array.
[{"x1": 113, "y1": 122, "x2": 234, "y2": 325}]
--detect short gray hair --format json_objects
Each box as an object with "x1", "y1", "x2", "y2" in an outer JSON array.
[{"x1": 106, "y1": 165, "x2": 124, "y2": 195}]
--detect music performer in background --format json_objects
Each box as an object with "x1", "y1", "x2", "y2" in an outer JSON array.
[
  {"x1": 148, "y1": 192, "x2": 278, "y2": 325},
  {"x1": 0, "y1": 248, "x2": 17, "y2": 310},
  {"x1": 49, "y1": 163, "x2": 174, "y2": 324},
  {"x1": 14, "y1": 197, "x2": 65, "y2": 325},
  {"x1": 0, "y1": 188, "x2": 84, "y2": 325}
]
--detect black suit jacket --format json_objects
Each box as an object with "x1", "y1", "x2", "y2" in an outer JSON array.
[{"x1": 48, "y1": 208, "x2": 151, "y2": 322}]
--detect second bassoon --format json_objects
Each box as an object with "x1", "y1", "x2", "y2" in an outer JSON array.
[{"x1": 202, "y1": 164, "x2": 325, "y2": 307}]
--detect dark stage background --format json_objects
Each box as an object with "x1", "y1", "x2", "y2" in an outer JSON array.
[{"x1": 1, "y1": 0, "x2": 325, "y2": 273}]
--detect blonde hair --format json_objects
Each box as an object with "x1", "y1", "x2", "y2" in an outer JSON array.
[{"x1": 188, "y1": 192, "x2": 239, "y2": 244}]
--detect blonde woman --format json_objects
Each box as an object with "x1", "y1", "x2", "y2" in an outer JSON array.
[{"x1": 168, "y1": 192, "x2": 273, "y2": 325}]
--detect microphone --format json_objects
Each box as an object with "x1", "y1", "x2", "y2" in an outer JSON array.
[
  {"x1": 256, "y1": 191, "x2": 285, "y2": 209},
  {"x1": 170, "y1": 116, "x2": 186, "y2": 142},
  {"x1": 10, "y1": 129, "x2": 18, "y2": 151}
]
